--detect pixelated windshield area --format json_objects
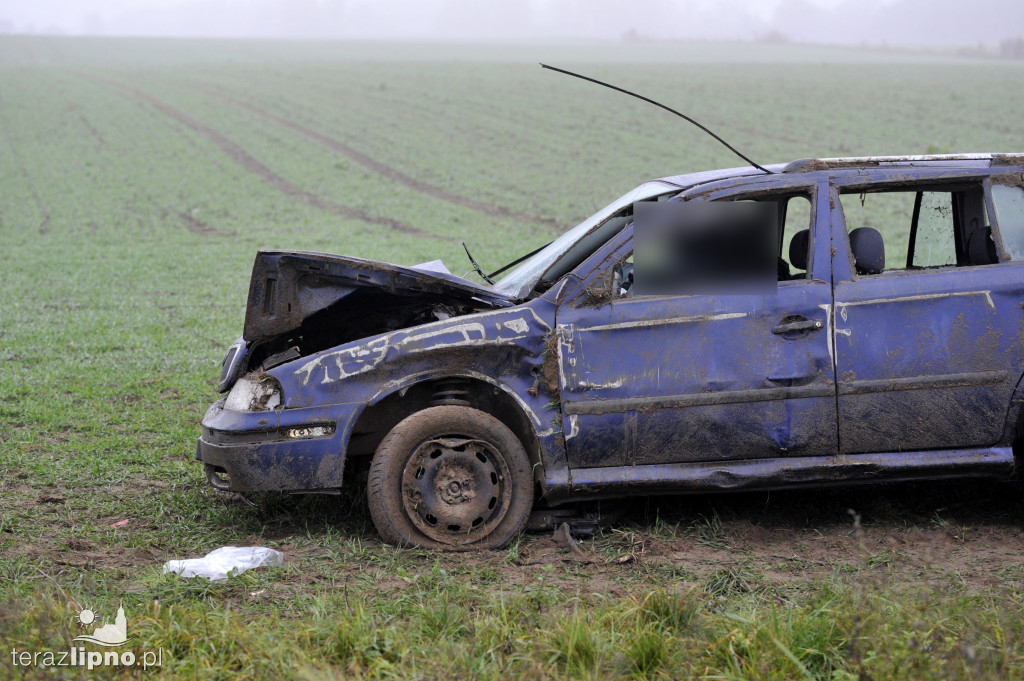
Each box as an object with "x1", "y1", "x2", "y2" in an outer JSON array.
[{"x1": 632, "y1": 201, "x2": 779, "y2": 296}]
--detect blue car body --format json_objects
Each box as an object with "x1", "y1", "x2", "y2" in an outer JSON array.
[{"x1": 197, "y1": 154, "x2": 1024, "y2": 509}]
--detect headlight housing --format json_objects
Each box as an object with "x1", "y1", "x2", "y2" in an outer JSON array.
[
  {"x1": 217, "y1": 338, "x2": 247, "y2": 393},
  {"x1": 225, "y1": 373, "x2": 283, "y2": 412}
]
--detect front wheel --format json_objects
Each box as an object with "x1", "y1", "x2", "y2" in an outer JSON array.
[{"x1": 367, "y1": 406, "x2": 533, "y2": 550}]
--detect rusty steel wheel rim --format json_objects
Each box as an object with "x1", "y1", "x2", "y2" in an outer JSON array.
[{"x1": 401, "y1": 436, "x2": 512, "y2": 545}]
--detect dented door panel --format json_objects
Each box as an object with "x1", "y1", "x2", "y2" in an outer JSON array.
[
  {"x1": 829, "y1": 171, "x2": 1024, "y2": 454},
  {"x1": 558, "y1": 282, "x2": 837, "y2": 468},
  {"x1": 832, "y1": 266, "x2": 1024, "y2": 453},
  {"x1": 555, "y1": 179, "x2": 838, "y2": 469}
]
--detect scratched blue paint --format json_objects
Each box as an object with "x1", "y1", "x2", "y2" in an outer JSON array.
[{"x1": 196, "y1": 157, "x2": 1024, "y2": 502}]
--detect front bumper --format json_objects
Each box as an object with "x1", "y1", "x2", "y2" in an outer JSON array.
[{"x1": 195, "y1": 397, "x2": 360, "y2": 493}]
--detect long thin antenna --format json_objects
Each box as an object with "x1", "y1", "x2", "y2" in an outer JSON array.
[{"x1": 540, "y1": 63, "x2": 773, "y2": 175}]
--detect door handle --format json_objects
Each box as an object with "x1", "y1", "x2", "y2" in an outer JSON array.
[{"x1": 771, "y1": 318, "x2": 824, "y2": 335}]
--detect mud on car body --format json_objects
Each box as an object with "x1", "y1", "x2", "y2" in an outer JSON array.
[{"x1": 197, "y1": 153, "x2": 1024, "y2": 550}]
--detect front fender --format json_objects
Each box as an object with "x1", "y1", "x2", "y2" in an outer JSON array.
[
  {"x1": 272, "y1": 302, "x2": 554, "y2": 411},
  {"x1": 263, "y1": 298, "x2": 569, "y2": 492}
]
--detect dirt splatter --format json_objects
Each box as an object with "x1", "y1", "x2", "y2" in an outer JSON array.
[
  {"x1": 993, "y1": 154, "x2": 1024, "y2": 168},
  {"x1": 990, "y1": 171, "x2": 1024, "y2": 188},
  {"x1": 541, "y1": 331, "x2": 561, "y2": 396}
]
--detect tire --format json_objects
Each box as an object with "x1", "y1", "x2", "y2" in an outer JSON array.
[{"x1": 367, "y1": 406, "x2": 533, "y2": 550}]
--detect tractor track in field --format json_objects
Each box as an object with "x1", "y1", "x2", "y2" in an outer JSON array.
[
  {"x1": 177, "y1": 210, "x2": 217, "y2": 236},
  {"x1": 160, "y1": 204, "x2": 220, "y2": 236},
  {"x1": 0, "y1": 89, "x2": 51, "y2": 235},
  {"x1": 84, "y1": 74, "x2": 442, "y2": 241},
  {"x1": 75, "y1": 113, "x2": 107, "y2": 150},
  {"x1": 187, "y1": 83, "x2": 564, "y2": 231}
]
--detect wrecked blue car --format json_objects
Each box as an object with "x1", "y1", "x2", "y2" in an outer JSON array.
[{"x1": 198, "y1": 153, "x2": 1024, "y2": 549}]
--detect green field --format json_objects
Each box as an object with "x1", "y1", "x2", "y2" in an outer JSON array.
[{"x1": 2, "y1": 36, "x2": 1024, "y2": 680}]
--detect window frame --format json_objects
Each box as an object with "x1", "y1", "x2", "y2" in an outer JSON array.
[
  {"x1": 604, "y1": 187, "x2": 818, "y2": 300},
  {"x1": 836, "y1": 178, "x2": 1001, "y2": 280},
  {"x1": 985, "y1": 174, "x2": 1024, "y2": 263}
]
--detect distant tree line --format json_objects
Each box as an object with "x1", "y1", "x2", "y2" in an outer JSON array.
[{"x1": 1000, "y1": 37, "x2": 1024, "y2": 59}]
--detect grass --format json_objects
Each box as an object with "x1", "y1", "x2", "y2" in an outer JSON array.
[
  {"x1": 6, "y1": 569, "x2": 1023, "y2": 679},
  {"x1": 2, "y1": 35, "x2": 1024, "y2": 679}
]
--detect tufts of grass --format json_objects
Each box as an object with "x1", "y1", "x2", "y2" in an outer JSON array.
[
  {"x1": 4, "y1": 577, "x2": 1024, "y2": 679},
  {"x1": 632, "y1": 588, "x2": 703, "y2": 635},
  {"x1": 692, "y1": 510, "x2": 728, "y2": 549},
  {"x1": 416, "y1": 597, "x2": 469, "y2": 642},
  {"x1": 623, "y1": 625, "x2": 667, "y2": 679},
  {"x1": 703, "y1": 562, "x2": 763, "y2": 599},
  {"x1": 546, "y1": 611, "x2": 604, "y2": 677}
]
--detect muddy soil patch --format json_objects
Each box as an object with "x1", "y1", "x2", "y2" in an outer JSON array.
[{"x1": 181, "y1": 479, "x2": 1024, "y2": 603}]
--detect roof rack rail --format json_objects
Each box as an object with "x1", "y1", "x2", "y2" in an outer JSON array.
[{"x1": 781, "y1": 154, "x2": 1005, "y2": 174}]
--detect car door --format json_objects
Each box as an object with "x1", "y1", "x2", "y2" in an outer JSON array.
[
  {"x1": 555, "y1": 180, "x2": 838, "y2": 470},
  {"x1": 830, "y1": 170, "x2": 1024, "y2": 454}
]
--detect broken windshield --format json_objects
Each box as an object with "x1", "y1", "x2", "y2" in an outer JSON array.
[{"x1": 490, "y1": 181, "x2": 678, "y2": 299}]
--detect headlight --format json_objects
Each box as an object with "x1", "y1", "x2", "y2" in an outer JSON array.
[
  {"x1": 225, "y1": 374, "x2": 283, "y2": 412},
  {"x1": 285, "y1": 425, "x2": 334, "y2": 439},
  {"x1": 217, "y1": 338, "x2": 247, "y2": 393}
]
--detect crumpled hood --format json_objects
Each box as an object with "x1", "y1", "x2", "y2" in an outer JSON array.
[{"x1": 243, "y1": 250, "x2": 515, "y2": 346}]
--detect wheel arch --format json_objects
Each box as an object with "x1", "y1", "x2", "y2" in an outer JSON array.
[{"x1": 347, "y1": 372, "x2": 544, "y2": 481}]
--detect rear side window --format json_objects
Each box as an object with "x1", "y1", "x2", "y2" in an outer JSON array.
[
  {"x1": 991, "y1": 182, "x2": 1024, "y2": 260},
  {"x1": 838, "y1": 183, "x2": 992, "y2": 275},
  {"x1": 912, "y1": 191, "x2": 957, "y2": 267}
]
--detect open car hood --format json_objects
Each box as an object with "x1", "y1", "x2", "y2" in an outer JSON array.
[{"x1": 242, "y1": 250, "x2": 515, "y2": 348}]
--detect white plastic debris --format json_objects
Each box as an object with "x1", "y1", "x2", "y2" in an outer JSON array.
[{"x1": 162, "y1": 546, "x2": 284, "y2": 581}]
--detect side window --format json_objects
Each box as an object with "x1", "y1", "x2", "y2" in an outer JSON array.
[
  {"x1": 991, "y1": 182, "x2": 1024, "y2": 260},
  {"x1": 614, "y1": 191, "x2": 813, "y2": 297},
  {"x1": 838, "y1": 184, "x2": 990, "y2": 276},
  {"x1": 911, "y1": 192, "x2": 957, "y2": 267},
  {"x1": 780, "y1": 195, "x2": 813, "y2": 281},
  {"x1": 838, "y1": 191, "x2": 913, "y2": 271}
]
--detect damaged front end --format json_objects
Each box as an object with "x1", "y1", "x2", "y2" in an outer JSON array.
[
  {"x1": 235, "y1": 250, "x2": 514, "y2": 384},
  {"x1": 196, "y1": 249, "x2": 537, "y2": 494}
]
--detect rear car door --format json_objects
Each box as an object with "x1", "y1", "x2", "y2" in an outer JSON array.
[
  {"x1": 555, "y1": 179, "x2": 838, "y2": 469},
  {"x1": 830, "y1": 169, "x2": 1024, "y2": 454}
]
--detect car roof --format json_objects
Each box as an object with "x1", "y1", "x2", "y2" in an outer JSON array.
[
  {"x1": 657, "y1": 164, "x2": 785, "y2": 189},
  {"x1": 658, "y1": 153, "x2": 1024, "y2": 193}
]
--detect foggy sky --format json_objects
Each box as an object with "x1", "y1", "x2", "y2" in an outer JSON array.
[{"x1": 2, "y1": 0, "x2": 1023, "y2": 47}]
